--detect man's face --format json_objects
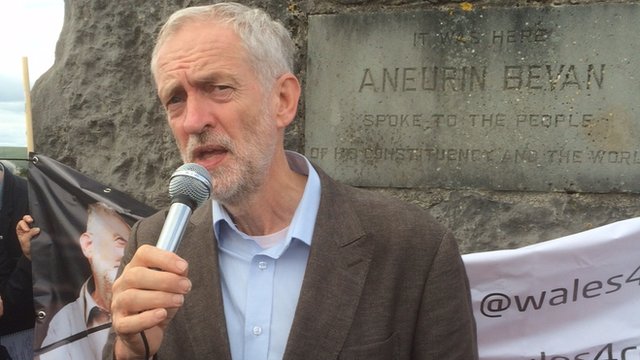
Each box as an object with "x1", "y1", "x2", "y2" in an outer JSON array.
[
  {"x1": 85, "y1": 212, "x2": 130, "y2": 290},
  {"x1": 154, "y1": 22, "x2": 279, "y2": 204}
]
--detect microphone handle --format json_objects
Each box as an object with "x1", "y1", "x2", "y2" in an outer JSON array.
[{"x1": 156, "y1": 202, "x2": 192, "y2": 253}]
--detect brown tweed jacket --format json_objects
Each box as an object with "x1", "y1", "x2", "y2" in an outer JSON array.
[{"x1": 104, "y1": 167, "x2": 478, "y2": 359}]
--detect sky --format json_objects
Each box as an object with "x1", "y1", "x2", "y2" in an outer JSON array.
[{"x1": 0, "y1": 1, "x2": 64, "y2": 147}]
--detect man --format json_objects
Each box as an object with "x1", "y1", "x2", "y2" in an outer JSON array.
[
  {"x1": 0, "y1": 161, "x2": 35, "y2": 360},
  {"x1": 32, "y1": 202, "x2": 131, "y2": 360},
  {"x1": 106, "y1": 3, "x2": 478, "y2": 359}
]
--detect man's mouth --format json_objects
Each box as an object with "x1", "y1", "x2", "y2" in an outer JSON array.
[
  {"x1": 192, "y1": 145, "x2": 229, "y2": 167},
  {"x1": 195, "y1": 145, "x2": 227, "y2": 158}
]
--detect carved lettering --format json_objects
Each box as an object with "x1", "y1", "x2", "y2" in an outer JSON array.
[
  {"x1": 503, "y1": 64, "x2": 605, "y2": 91},
  {"x1": 359, "y1": 66, "x2": 487, "y2": 92}
]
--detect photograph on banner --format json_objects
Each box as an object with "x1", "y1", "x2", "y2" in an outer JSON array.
[
  {"x1": 25, "y1": 154, "x2": 156, "y2": 360},
  {"x1": 463, "y1": 217, "x2": 640, "y2": 360}
]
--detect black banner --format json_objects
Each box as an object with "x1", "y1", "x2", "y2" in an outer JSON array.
[{"x1": 27, "y1": 154, "x2": 155, "y2": 359}]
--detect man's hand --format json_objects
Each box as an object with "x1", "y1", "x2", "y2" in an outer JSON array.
[
  {"x1": 16, "y1": 215, "x2": 40, "y2": 261},
  {"x1": 0, "y1": 295, "x2": 4, "y2": 318},
  {"x1": 111, "y1": 245, "x2": 192, "y2": 359}
]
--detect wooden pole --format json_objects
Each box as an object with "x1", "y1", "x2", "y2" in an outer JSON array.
[{"x1": 22, "y1": 56, "x2": 35, "y2": 153}]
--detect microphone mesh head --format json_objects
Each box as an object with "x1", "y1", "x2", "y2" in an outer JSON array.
[{"x1": 168, "y1": 163, "x2": 212, "y2": 208}]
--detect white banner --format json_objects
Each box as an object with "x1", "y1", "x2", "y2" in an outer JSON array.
[{"x1": 463, "y1": 217, "x2": 640, "y2": 360}]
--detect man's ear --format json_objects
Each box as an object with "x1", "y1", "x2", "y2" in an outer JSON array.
[
  {"x1": 272, "y1": 73, "x2": 301, "y2": 129},
  {"x1": 79, "y1": 232, "x2": 93, "y2": 259}
]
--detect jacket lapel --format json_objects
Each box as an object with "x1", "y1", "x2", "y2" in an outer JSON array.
[
  {"x1": 283, "y1": 171, "x2": 373, "y2": 360},
  {"x1": 170, "y1": 169, "x2": 373, "y2": 359},
  {"x1": 177, "y1": 201, "x2": 232, "y2": 359}
]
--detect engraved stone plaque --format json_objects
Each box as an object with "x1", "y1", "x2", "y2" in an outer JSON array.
[{"x1": 305, "y1": 4, "x2": 640, "y2": 192}]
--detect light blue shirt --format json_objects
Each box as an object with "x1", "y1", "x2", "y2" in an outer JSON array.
[{"x1": 213, "y1": 151, "x2": 321, "y2": 360}]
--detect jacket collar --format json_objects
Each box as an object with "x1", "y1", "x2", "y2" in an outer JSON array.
[
  {"x1": 283, "y1": 166, "x2": 372, "y2": 359},
  {"x1": 178, "y1": 200, "x2": 233, "y2": 359}
]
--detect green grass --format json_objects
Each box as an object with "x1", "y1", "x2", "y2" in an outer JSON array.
[{"x1": 0, "y1": 146, "x2": 30, "y2": 176}]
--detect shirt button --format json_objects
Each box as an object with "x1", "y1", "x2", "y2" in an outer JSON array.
[
  {"x1": 252, "y1": 326, "x2": 262, "y2": 336},
  {"x1": 258, "y1": 261, "x2": 268, "y2": 270}
]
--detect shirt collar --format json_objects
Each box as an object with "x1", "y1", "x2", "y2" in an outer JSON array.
[
  {"x1": 81, "y1": 277, "x2": 110, "y2": 326},
  {"x1": 213, "y1": 151, "x2": 321, "y2": 251}
]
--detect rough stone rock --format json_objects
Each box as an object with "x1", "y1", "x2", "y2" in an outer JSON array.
[{"x1": 30, "y1": 0, "x2": 640, "y2": 253}]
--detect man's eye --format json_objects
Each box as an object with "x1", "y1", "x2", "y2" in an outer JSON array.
[
  {"x1": 166, "y1": 94, "x2": 184, "y2": 107},
  {"x1": 205, "y1": 83, "x2": 228, "y2": 91},
  {"x1": 205, "y1": 84, "x2": 234, "y2": 99},
  {"x1": 114, "y1": 237, "x2": 128, "y2": 248}
]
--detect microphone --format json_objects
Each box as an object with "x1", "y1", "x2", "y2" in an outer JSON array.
[{"x1": 155, "y1": 163, "x2": 212, "y2": 252}]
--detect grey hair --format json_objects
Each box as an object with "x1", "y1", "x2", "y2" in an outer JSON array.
[
  {"x1": 86, "y1": 201, "x2": 125, "y2": 231},
  {"x1": 150, "y1": 2, "x2": 295, "y2": 90}
]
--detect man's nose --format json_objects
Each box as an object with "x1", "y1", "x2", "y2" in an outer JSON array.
[{"x1": 183, "y1": 93, "x2": 216, "y2": 134}]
